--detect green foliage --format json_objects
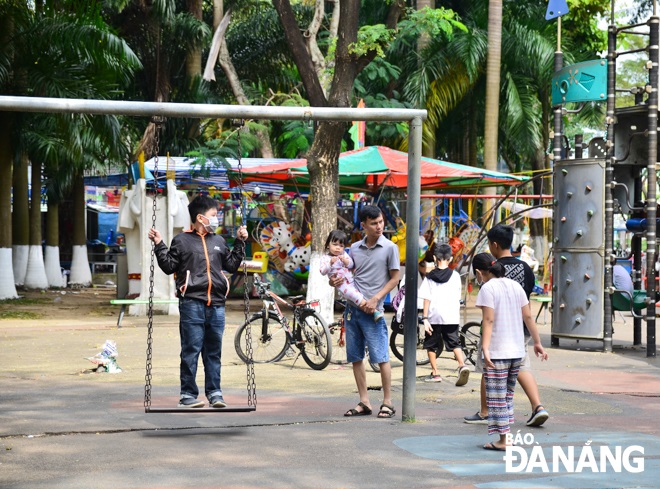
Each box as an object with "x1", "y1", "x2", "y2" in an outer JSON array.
[
  {"x1": 398, "y1": 6, "x2": 467, "y2": 39},
  {"x1": 192, "y1": 120, "x2": 263, "y2": 174},
  {"x1": 363, "y1": 94, "x2": 411, "y2": 148},
  {"x1": 562, "y1": 0, "x2": 610, "y2": 55},
  {"x1": 277, "y1": 120, "x2": 314, "y2": 158},
  {"x1": 349, "y1": 24, "x2": 396, "y2": 58}
]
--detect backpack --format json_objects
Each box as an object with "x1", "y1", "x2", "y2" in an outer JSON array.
[{"x1": 390, "y1": 285, "x2": 406, "y2": 333}]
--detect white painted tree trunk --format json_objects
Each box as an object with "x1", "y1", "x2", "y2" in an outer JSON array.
[
  {"x1": 44, "y1": 246, "x2": 65, "y2": 287},
  {"x1": 68, "y1": 245, "x2": 92, "y2": 286},
  {"x1": 23, "y1": 245, "x2": 49, "y2": 289},
  {"x1": 12, "y1": 244, "x2": 28, "y2": 286},
  {"x1": 306, "y1": 251, "x2": 336, "y2": 325},
  {"x1": 0, "y1": 248, "x2": 18, "y2": 299}
]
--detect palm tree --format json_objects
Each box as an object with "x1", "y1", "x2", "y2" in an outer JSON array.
[
  {"x1": 483, "y1": 0, "x2": 502, "y2": 178},
  {"x1": 0, "y1": 1, "x2": 139, "y2": 295}
]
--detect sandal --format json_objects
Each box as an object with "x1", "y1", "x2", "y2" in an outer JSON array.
[
  {"x1": 483, "y1": 442, "x2": 506, "y2": 451},
  {"x1": 344, "y1": 401, "x2": 372, "y2": 417},
  {"x1": 377, "y1": 403, "x2": 396, "y2": 418}
]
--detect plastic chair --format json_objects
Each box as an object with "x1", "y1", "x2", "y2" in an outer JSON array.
[{"x1": 611, "y1": 290, "x2": 647, "y2": 320}]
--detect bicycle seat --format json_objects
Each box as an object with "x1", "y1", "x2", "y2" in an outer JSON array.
[{"x1": 289, "y1": 295, "x2": 306, "y2": 305}]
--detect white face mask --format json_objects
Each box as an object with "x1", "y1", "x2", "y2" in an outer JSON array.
[{"x1": 202, "y1": 215, "x2": 219, "y2": 233}]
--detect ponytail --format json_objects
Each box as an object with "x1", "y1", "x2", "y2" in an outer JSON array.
[
  {"x1": 489, "y1": 261, "x2": 505, "y2": 278},
  {"x1": 472, "y1": 252, "x2": 505, "y2": 278}
]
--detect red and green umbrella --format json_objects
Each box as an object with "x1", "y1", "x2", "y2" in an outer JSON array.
[{"x1": 229, "y1": 146, "x2": 528, "y2": 191}]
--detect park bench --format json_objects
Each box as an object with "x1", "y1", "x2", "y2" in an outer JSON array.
[{"x1": 110, "y1": 298, "x2": 178, "y2": 328}]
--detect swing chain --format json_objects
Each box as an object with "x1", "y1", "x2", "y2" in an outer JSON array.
[
  {"x1": 235, "y1": 120, "x2": 257, "y2": 407},
  {"x1": 144, "y1": 119, "x2": 162, "y2": 411}
]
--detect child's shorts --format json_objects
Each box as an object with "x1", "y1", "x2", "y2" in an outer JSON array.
[{"x1": 424, "y1": 323, "x2": 460, "y2": 351}]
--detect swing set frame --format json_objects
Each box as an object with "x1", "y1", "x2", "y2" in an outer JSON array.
[{"x1": 0, "y1": 95, "x2": 427, "y2": 420}]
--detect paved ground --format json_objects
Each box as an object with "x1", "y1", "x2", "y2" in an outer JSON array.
[{"x1": 1, "y1": 288, "x2": 659, "y2": 488}]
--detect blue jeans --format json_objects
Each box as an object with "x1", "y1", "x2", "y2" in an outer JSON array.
[
  {"x1": 178, "y1": 298, "x2": 225, "y2": 400},
  {"x1": 345, "y1": 305, "x2": 389, "y2": 364}
]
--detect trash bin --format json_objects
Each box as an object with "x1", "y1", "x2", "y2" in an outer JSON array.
[{"x1": 116, "y1": 252, "x2": 128, "y2": 299}]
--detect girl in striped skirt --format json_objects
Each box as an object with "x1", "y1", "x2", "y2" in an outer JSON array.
[{"x1": 472, "y1": 253, "x2": 548, "y2": 451}]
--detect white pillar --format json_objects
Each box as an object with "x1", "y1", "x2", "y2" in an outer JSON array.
[
  {"x1": 69, "y1": 245, "x2": 92, "y2": 286},
  {"x1": 0, "y1": 248, "x2": 18, "y2": 299},
  {"x1": 44, "y1": 245, "x2": 65, "y2": 287},
  {"x1": 12, "y1": 244, "x2": 28, "y2": 286},
  {"x1": 23, "y1": 245, "x2": 49, "y2": 289}
]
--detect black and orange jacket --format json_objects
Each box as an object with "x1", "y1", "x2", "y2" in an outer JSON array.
[{"x1": 153, "y1": 229, "x2": 245, "y2": 306}]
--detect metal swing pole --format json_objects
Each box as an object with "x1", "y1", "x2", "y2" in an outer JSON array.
[{"x1": 0, "y1": 95, "x2": 427, "y2": 416}]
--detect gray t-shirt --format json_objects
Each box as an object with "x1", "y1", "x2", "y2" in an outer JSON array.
[
  {"x1": 349, "y1": 234, "x2": 400, "y2": 311},
  {"x1": 613, "y1": 264, "x2": 634, "y2": 295}
]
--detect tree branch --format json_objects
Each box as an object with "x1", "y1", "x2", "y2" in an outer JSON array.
[{"x1": 273, "y1": 0, "x2": 328, "y2": 107}]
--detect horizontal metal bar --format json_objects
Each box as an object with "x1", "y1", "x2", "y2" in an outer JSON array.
[
  {"x1": 617, "y1": 47, "x2": 648, "y2": 56},
  {"x1": 0, "y1": 96, "x2": 427, "y2": 122},
  {"x1": 618, "y1": 29, "x2": 650, "y2": 36},
  {"x1": 145, "y1": 406, "x2": 256, "y2": 413},
  {"x1": 617, "y1": 21, "x2": 651, "y2": 32}
]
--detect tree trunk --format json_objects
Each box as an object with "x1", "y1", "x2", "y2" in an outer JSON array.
[
  {"x1": 185, "y1": 0, "x2": 203, "y2": 78},
  {"x1": 185, "y1": 0, "x2": 202, "y2": 140},
  {"x1": 68, "y1": 172, "x2": 92, "y2": 286},
  {"x1": 306, "y1": 121, "x2": 345, "y2": 321},
  {"x1": 24, "y1": 161, "x2": 49, "y2": 289},
  {"x1": 45, "y1": 201, "x2": 64, "y2": 287},
  {"x1": 305, "y1": 0, "x2": 332, "y2": 94},
  {"x1": 0, "y1": 112, "x2": 18, "y2": 299},
  {"x1": 417, "y1": 0, "x2": 435, "y2": 159},
  {"x1": 299, "y1": 0, "x2": 360, "y2": 320},
  {"x1": 12, "y1": 151, "x2": 29, "y2": 286},
  {"x1": 273, "y1": 0, "x2": 328, "y2": 107},
  {"x1": 482, "y1": 0, "x2": 503, "y2": 220}
]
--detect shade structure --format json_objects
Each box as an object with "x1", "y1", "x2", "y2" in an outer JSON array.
[
  {"x1": 228, "y1": 146, "x2": 528, "y2": 191},
  {"x1": 501, "y1": 201, "x2": 553, "y2": 220}
]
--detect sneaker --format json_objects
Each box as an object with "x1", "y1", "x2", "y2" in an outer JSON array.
[
  {"x1": 178, "y1": 397, "x2": 204, "y2": 408},
  {"x1": 464, "y1": 412, "x2": 488, "y2": 424},
  {"x1": 209, "y1": 395, "x2": 227, "y2": 408},
  {"x1": 424, "y1": 374, "x2": 442, "y2": 383},
  {"x1": 455, "y1": 366, "x2": 470, "y2": 386},
  {"x1": 526, "y1": 406, "x2": 549, "y2": 427},
  {"x1": 374, "y1": 310, "x2": 384, "y2": 321}
]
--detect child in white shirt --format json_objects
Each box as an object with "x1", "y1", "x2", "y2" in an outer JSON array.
[{"x1": 419, "y1": 243, "x2": 470, "y2": 386}]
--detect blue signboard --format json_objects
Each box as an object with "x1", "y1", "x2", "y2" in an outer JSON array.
[
  {"x1": 552, "y1": 59, "x2": 608, "y2": 105},
  {"x1": 546, "y1": 0, "x2": 569, "y2": 20}
]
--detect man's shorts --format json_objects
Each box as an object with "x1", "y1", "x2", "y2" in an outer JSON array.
[
  {"x1": 345, "y1": 305, "x2": 389, "y2": 364},
  {"x1": 475, "y1": 335, "x2": 531, "y2": 374}
]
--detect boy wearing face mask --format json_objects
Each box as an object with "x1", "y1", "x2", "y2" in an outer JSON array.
[{"x1": 148, "y1": 195, "x2": 247, "y2": 408}]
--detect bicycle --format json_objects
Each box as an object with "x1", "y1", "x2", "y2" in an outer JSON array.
[
  {"x1": 328, "y1": 300, "x2": 380, "y2": 372},
  {"x1": 388, "y1": 314, "x2": 481, "y2": 367},
  {"x1": 234, "y1": 275, "x2": 332, "y2": 370}
]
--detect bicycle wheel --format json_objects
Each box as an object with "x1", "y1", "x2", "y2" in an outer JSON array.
[
  {"x1": 329, "y1": 320, "x2": 348, "y2": 364},
  {"x1": 298, "y1": 310, "x2": 332, "y2": 370},
  {"x1": 234, "y1": 311, "x2": 289, "y2": 364},
  {"x1": 389, "y1": 330, "x2": 442, "y2": 365},
  {"x1": 460, "y1": 321, "x2": 481, "y2": 366}
]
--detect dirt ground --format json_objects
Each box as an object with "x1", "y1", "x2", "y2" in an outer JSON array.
[{"x1": 2, "y1": 286, "x2": 451, "y2": 401}]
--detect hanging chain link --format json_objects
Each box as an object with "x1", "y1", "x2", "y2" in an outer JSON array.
[
  {"x1": 235, "y1": 120, "x2": 257, "y2": 407},
  {"x1": 144, "y1": 117, "x2": 164, "y2": 412}
]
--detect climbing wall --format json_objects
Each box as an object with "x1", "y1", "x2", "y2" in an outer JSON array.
[{"x1": 552, "y1": 157, "x2": 605, "y2": 340}]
